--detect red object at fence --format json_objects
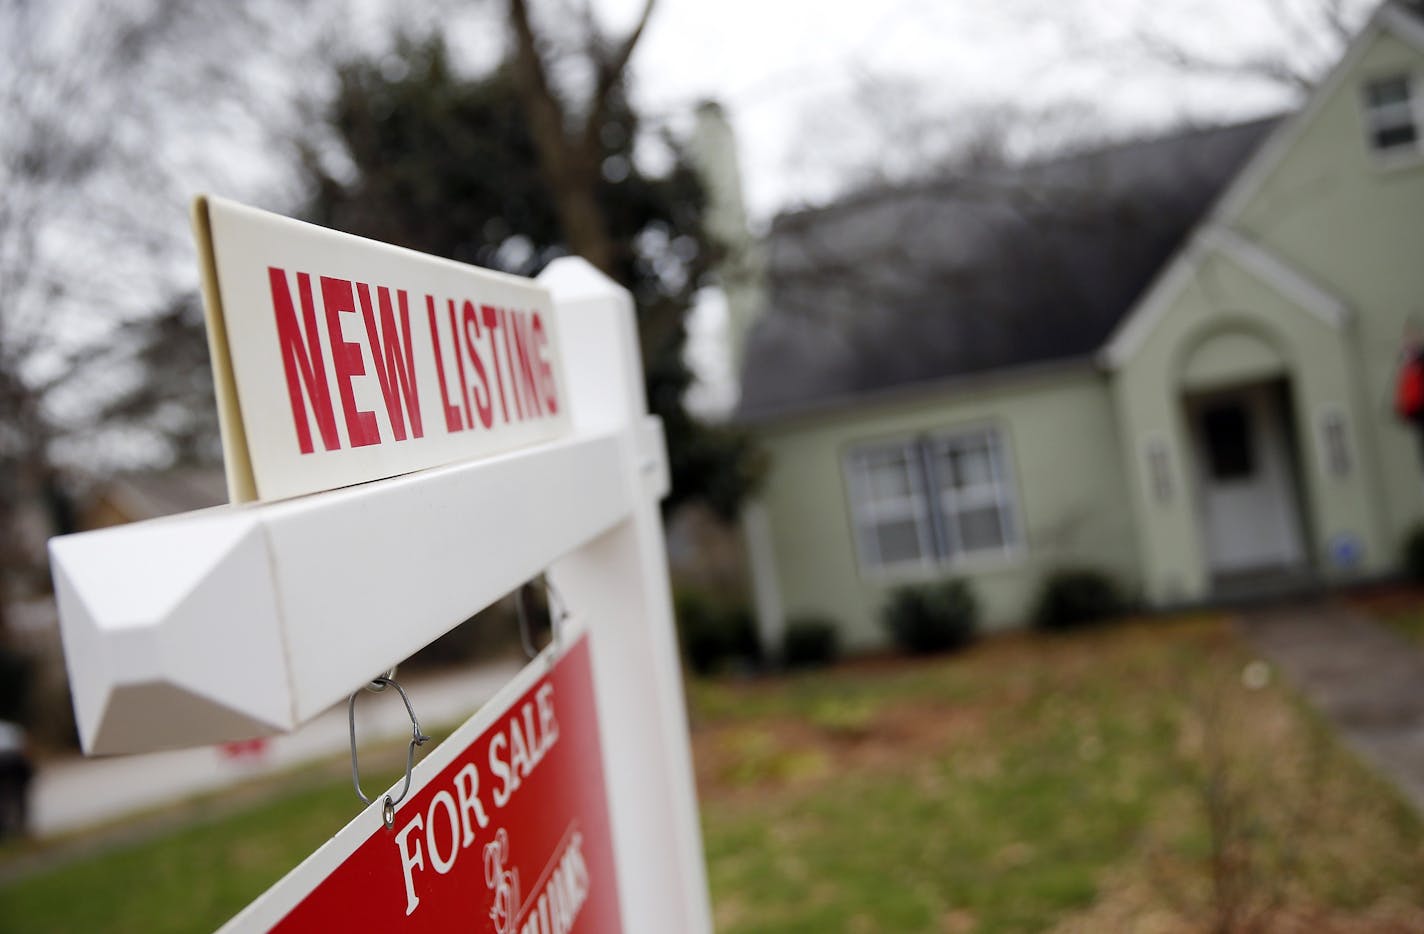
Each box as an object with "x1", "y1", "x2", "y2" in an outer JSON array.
[{"x1": 1396, "y1": 349, "x2": 1424, "y2": 422}]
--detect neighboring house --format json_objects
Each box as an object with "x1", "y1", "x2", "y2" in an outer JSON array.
[{"x1": 732, "y1": 2, "x2": 1424, "y2": 651}]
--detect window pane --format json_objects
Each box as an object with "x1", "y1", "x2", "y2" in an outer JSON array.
[
  {"x1": 874, "y1": 519, "x2": 926, "y2": 565},
  {"x1": 1201, "y1": 403, "x2": 1253, "y2": 480},
  {"x1": 939, "y1": 439, "x2": 994, "y2": 490},
  {"x1": 1322, "y1": 412, "x2": 1351, "y2": 477},
  {"x1": 1367, "y1": 76, "x2": 1411, "y2": 107},
  {"x1": 1374, "y1": 122, "x2": 1419, "y2": 150},
  {"x1": 863, "y1": 449, "x2": 913, "y2": 501},
  {"x1": 957, "y1": 505, "x2": 1006, "y2": 552}
]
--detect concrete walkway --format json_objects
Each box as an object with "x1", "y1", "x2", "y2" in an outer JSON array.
[
  {"x1": 27, "y1": 657, "x2": 522, "y2": 838},
  {"x1": 1238, "y1": 601, "x2": 1424, "y2": 814}
]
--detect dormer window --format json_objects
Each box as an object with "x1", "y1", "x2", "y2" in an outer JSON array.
[{"x1": 1363, "y1": 74, "x2": 1419, "y2": 154}]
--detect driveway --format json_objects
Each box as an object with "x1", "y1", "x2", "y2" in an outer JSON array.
[{"x1": 1238, "y1": 600, "x2": 1424, "y2": 814}]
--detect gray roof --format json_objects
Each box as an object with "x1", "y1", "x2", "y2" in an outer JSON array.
[{"x1": 737, "y1": 117, "x2": 1280, "y2": 422}]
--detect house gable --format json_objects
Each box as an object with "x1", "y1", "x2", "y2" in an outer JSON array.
[
  {"x1": 1102, "y1": 3, "x2": 1424, "y2": 605},
  {"x1": 1102, "y1": 3, "x2": 1424, "y2": 369}
]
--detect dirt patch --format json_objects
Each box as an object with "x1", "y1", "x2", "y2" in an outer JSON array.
[
  {"x1": 1342, "y1": 582, "x2": 1424, "y2": 620},
  {"x1": 693, "y1": 694, "x2": 988, "y2": 802}
]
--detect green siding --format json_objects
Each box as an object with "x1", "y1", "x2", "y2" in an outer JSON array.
[
  {"x1": 747, "y1": 17, "x2": 1424, "y2": 644},
  {"x1": 1110, "y1": 23, "x2": 1424, "y2": 602},
  {"x1": 1112, "y1": 255, "x2": 1381, "y2": 601},
  {"x1": 752, "y1": 368, "x2": 1139, "y2": 648},
  {"x1": 1180, "y1": 329, "x2": 1286, "y2": 391},
  {"x1": 1232, "y1": 28, "x2": 1424, "y2": 558}
]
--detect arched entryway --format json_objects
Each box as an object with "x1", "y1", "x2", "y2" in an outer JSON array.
[{"x1": 1178, "y1": 327, "x2": 1311, "y2": 591}]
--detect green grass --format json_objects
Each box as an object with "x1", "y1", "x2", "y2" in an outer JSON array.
[
  {"x1": 1381, "y1": 607, "x2": 1424, "y2": 645},
  {"x1": 0, "y1": 781, "x2": 353, "y2": 934},
  {"x1": 2, "y1": 616, "x2": 1423, "y2": 932},
  {"x1": 0, "y1": 736, "x2": 441, "y2": 933},
  {"x1": 695, "y1": 616, "x2": 1424, "y2": 932}
]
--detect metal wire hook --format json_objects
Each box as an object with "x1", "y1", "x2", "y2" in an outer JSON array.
[
  {"x1": 348, "y1": 676, "x2": 429, "y2": 829},
  {"x1": 365, "y1": 666, "x2": 397, "y2": 693}
]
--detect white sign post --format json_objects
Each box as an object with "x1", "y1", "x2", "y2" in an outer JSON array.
[{"x1": 47, "y1": 200, "x2": 711, "y2": 932}]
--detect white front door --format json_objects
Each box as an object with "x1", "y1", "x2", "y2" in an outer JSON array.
[{"x1": 1190, "y1": 385, "x2": 1306, "y2": 575}]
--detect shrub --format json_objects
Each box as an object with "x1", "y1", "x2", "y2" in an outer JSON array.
[
  {"x1": 781, "y1": 617, "x2": 839, "y2": 669},
  {"x1": 1403, "y1": 524, "x2": 1424, "y2": 582},
  {"x1": 881, "y1": 579, "x2": 978, "y2": 655},
  {"x1": 1033, "y1": 568, "x2": 1124, "y2": 631},
  {"x1": 0, "y1": 647, "x2": 34, "y2": 723},
  {"x1": 675, "y1": 589, "x2": 760, "y2": 676}
]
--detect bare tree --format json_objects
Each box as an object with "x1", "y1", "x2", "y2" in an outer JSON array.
[
  {"x1": 0, "y1": 0, "x2": 324, "y2": 620},
  {"x1": 505, "y1": 0, "x2": 655, "y2": 276},
  {"x1": 1117, "y1": 0, "x2": 1375, "y2": 95}
]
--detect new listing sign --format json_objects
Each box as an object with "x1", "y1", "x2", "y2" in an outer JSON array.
[
  {"x1": 194, "y1": 197, "x2": 572, "y2": 503},
  {"x1": 222, "y1": 629, "x2": 622, "y2": 932}
]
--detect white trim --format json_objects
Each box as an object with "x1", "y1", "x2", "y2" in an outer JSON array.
[
  {"x1": 928, "y1": 427, "x2": 1025, "y2": 560},
  {"x1": 1200, "y1": 228, "x2": 1350, "y2": 328},
  {"x1": 1101, "y1": 5, "x2": 1424, "y2": 368},
  {"x1": 742, "y1": 500, "x2": 786, "y2": 652},
  {"x1": 1358, "y1": 66, "x2": 1424, "y2": 169},
  {"x1": 1140, "y1": 432, "x2": 1178, "y2": 506},
  {"x1": 843, "y1": 424, "x2": 1025, "y2": 577},
  {"x1": 1315, "y1": 403, "x2": 1355, "y2": 478},
  {"x1": 1383, "y1": 4, "x2": 1424, "y2": 53},
  {"x1": 1100, "y1": 237, "x2": 1209, "y2": 368},
  {"x1": 844, "y1": 439, "x2": 938, "y2": 571},
  {"x1": 1101, "y1": 223, "x2": 1350, "y2": 368}
]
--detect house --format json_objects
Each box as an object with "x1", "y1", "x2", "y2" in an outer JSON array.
[{"x1": 730, "y1": 2, "x2": 1424, "y2": 651}]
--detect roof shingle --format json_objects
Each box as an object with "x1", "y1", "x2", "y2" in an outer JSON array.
[{"x1": 737, "y1": 117, "x2": 1279, "y2": 421}]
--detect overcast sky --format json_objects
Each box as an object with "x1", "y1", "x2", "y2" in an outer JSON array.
[
  {"x1": 589, "y1": 0, "x2": 1374, "y2": 222},
  {"x1": 610, "y1": 0, "x2": 1378, "y2": 414}
]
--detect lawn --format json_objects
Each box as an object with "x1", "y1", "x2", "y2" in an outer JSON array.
[
  {"x1": 2, "y1": 615, "x2": 1423, "y2": 932},
  {"x1": 692, "y1": 615, "x2": 1424, "y2": 932}
]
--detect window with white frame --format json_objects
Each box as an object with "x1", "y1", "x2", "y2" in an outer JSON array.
[
  {"x1": 1363, "y1": 73, "x2": 1420, "y2": 155},
  {"x1": 845, "y1": 427, "x2": 1020, "y2": 573}
]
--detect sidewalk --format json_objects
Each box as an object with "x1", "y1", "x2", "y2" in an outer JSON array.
[
  {"x1": 1238, "y1": 601, "x2": 1424, "y2": 814},
  {"x1": 28, "y1": 657, "x2": 522, "y2": 838}
]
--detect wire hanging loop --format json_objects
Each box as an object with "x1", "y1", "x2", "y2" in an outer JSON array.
[
  {"x1": 348, "y1": 676, "x2": 430, "y2": 830},
  {"x1": 365, "y1": 666, "x2": 397, "y2": 694}
]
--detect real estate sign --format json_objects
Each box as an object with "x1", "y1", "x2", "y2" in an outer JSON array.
[
  {"x1": 222, "y1": 630, "x2": 621, "y2": 933},
  {"x1": 50, "y1": 199, "x2": 712, "y2": 932},
  {"x1": 194, "y1": 196, "x2": 572, "y2": 503}
]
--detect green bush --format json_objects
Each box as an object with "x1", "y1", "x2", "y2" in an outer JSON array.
[
  {"x1": 1033, "y1": 568, "x2": 1124, "y2": 631},
  {"x1": 881, "y1": 579, "x2": 978, "y2": 655},
  {"x1": 675, "y1": 589, "x2": 760, "y2": 676},
  {"x1": 781, "y1": 617, "x2": 840, "y2": 669},
  {"x1": 1403, "y1": 524, "x2": 1424, "y2": 582}
]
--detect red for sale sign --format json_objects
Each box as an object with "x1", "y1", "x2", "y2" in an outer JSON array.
[{"x1": 221, "y1": 630, "x2": 622, "y2": 932}]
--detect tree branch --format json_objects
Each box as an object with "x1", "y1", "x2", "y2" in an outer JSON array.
[
  {"x1": 583, "y1": 0, "x2": 656, "y2": 148},
  {"x1": 507, "y1": 0, "x2": 572, "y2": 175}
]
